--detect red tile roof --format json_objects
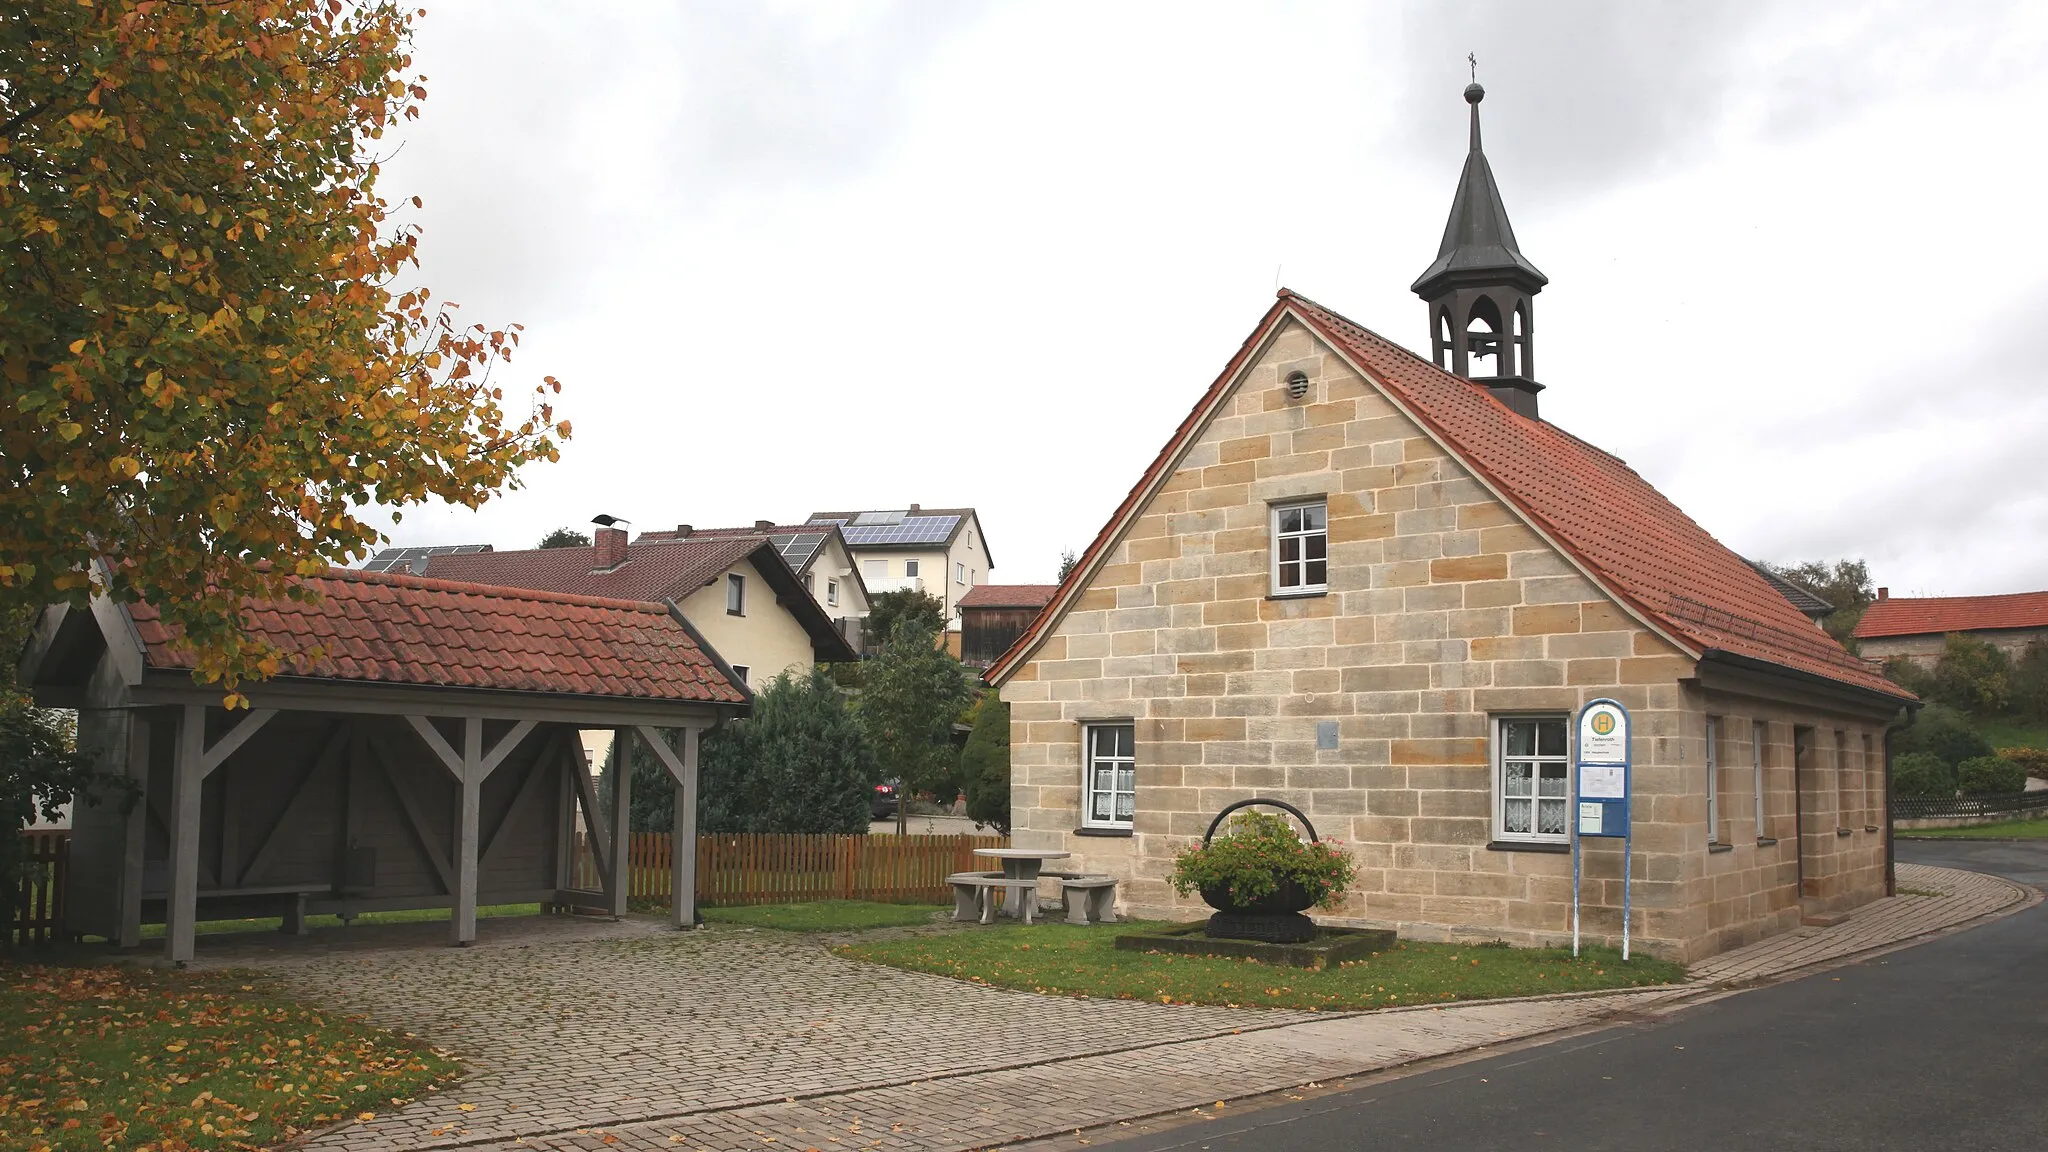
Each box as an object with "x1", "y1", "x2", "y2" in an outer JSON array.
[
  {"x1": 959, "y1": 584, "x2": 1059, "y2": 610},
  {"x1": 989, "y1": 291, "x2": 1909, "y2": 702},
  {"x1": 127, "y1": 568, "x2": 747, "y2": 704},
  {"x1": 423, "y1": 536, "x2": 762, "y2": 603},
  {"x1": 1853, "y1": 592, "x2": 2048, "y2": 639}
]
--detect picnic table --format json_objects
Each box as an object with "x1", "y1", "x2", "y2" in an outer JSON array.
[
  {"x1": 954, "y1": 848, "x2": 1073, "y2": 922},
  {"x1": 972, "y1": 847, "x2": 1071, "y2": 883}
]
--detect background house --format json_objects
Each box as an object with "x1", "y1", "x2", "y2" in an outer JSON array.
[
  {"x1": 1853, "y1": 588, "x2": 2048, "y2": 667},
  {"x1": 423, "y1": 520, "x2": 857, "y2": 689},
  {"x1": 806, "y1": 506, "x2": 992, "y2": 627},
  {"x1": 958, "y1": 584, "x2": 1057, "y2": 669},
  {"x1": 638, "y1": 521, "x2": 871, "y2": 651}
]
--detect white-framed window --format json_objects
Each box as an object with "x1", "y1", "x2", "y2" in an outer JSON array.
[
  {"x1": 1493, "y1": 715, "x2": 1569, "y2": 843},
  {"x1": 826, "y1": 579, "x2": 839, "y2": 607},
  {"x1": 1270, "y1": 499, "x2": 1328, "y2": 596},
  {"x1": 904, "y1": 559, "x2": 920, "y2": 577},
  {"x1": 1752, "y1": 720, "x2": 1768, "y2": 839},
  {"x1": 1082, "y1": 722, "x2": 1135, "y2": 829},
  {"x1": 726, "y1": 572, "x2": 745, "y2": 616},
  {"x1": 1835, "y1": 729, "x2": 1855, "y2": 832},
  {"x1": 1705, "y1": 717, "x2": 1720, "y2": 844},
  {"x1": 956, "y1": 561, "x2": 966, "y2": 585},
  {"x1": 731, "y1": 664, "x2": 750, "y2": 685},
  {"x1": 804, "y1": 573, "x2": 815, "y2": 593},
  {"x1": 1863, "y1": 733, "x2": 1879, "y2": 830}
]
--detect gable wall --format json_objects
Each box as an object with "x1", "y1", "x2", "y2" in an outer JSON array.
[
  {"x1": 678, "y1": 557, "x2": 817, "y2": 688},
  {"x1": 1002, "y1": 319, "x2": 1886, "y2": 962}
]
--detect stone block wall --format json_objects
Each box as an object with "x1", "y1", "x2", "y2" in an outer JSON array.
[{"x1": 1001, "y1": 319, "x2": 1888, "y2": 963}]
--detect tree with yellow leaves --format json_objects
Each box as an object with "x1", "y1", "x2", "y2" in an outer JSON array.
[{"x1": 0, "y1": 1, "x2": 567, "y2": 695}]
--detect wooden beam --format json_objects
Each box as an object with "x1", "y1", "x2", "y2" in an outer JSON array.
[
  {"x1": 482, "y1": 730, "x2": 558, "y2": 866},
  {"x1": 364, "y1": 730, "x2": 456, "y2": 894},
  {"x1": 118, "y1": 716, "x2": 150, "y2": 949},
  {"x1": 200, "y1": 708, "x2": 277, "y2": 777},
  {"x1": 609, "y1": 727, "x2": 633, "y2": 918},
  {"x1": 238, "y1": 722, "x2": 350, "y2": 886},
  {"x1": 634, "y1": 724, "x2": 692, "y2": 786},
  {"x1": 656, "y1": 726, "x2": 700, "y2": 930},
  {"x1": 452, "y1": 716, "x2": 484, "y2": 945},
  {"x1": 479, "y1": 719, "x2": 536, "y2": 779},
  {"x1": 166, "y1": 705, "x2": 205, "y2": 964},
  {"x1": 404, "y1": 714, "x2": 464, "y2": 779},
  {"x1": 568, "y1": 739, "x2": 610, "y2": 886}
]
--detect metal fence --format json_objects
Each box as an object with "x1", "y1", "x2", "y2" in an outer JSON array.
[{"x1": 1891, "y1": 791, "x2": 2048, "y2": 822}]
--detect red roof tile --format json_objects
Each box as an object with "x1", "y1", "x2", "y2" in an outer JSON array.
[
  {"x1": 959, "y1": 584, "x2": 1059, "y2": 610},
  {"x1": 1853, "y1": 592, "x2": 2048, "y2": 639},
  {"x1": 422, "y1": 536, "x2": 761, "y2": 602},
  {"x1": 989, "y1": 291, "x2": 1908, "y2": 702},
  {"x1": 127, "y1": 568, "x2": 747, "y2": 704}
]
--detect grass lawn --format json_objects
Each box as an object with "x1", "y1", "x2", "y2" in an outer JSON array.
[
  {"x1": 1976, "y1": 716, "x2": 2048, "y2": 750},
  {"x1": 0, "y1": 962, "x2": 458, "y2": 1151},
  {"x1": 700, "y1": 900, "x2": 945, "y2": 932},
  {"x1": 131, "y1": 902, "x2": 542, "y2": 941},
  {"x1": 1898, "y1": 818, "x2": 2048, "y2": 840},
  {"x1": 836, "y1": 921, "x2": 1686, "y2": 1011}
]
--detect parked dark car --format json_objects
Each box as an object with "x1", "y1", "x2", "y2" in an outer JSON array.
[{"x1": 869, "y1": 781, "x2": 899, "y2": 821}]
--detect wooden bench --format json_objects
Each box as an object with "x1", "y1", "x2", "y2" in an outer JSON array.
[
  {"x1": 946, "y1": 872, "x2": 1042, "y2": 925},
  {"x1": 1060, "y1": 876, "x2": 1118, "y2": 925},
  {"x1": 147, "y1": 884, "x2": 328, "y2": 935}
]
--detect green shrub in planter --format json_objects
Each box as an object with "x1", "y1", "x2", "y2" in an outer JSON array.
[
  {"x1": 1168, "y1": 809, "x2": 1356, "y2": 909},
  {"x1": 1891, "y1": 752, "x2": 1953, "y2": 798},
  {"x1": 1956, "y1": 755, "x2": 2027, "y2": 796}
]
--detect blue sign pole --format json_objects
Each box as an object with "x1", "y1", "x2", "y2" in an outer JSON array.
[{"x1": 1571, "y1": 699, "x2": 1633, "y2": 960}]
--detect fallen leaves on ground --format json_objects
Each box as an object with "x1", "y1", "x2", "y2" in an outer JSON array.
[{"x1": 0, "y1": 962, "x2": 460, "y2": 1151}]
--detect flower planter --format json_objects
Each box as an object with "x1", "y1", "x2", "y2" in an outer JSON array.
[{"x1": 1192, "y1": 799, "x2": 1327, "y2": 944}]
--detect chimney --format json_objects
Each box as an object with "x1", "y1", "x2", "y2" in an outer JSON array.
[
  {"x1": 673, "y1": 524, "x2": 692, "y2": 538},
  {"x1": 755, "y1": 519, "x2": 775, "y2": 530},
  {"x1": 909, "y1": 503, "x2": 921, "y2": 512},
  {"x1": 591, "y1": 514, "x2": 629, "y2": 570},
  {"x1": 1877, "y1": 587, "x2": 1889, "y2": 600}
]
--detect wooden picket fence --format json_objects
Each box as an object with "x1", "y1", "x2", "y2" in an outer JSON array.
[
  {"x1": 628, "y1": 831, "x2": 1007, "y2": 906},
  {"x1": 10, "y1": 829, "x2": 71, "y2": 947}
]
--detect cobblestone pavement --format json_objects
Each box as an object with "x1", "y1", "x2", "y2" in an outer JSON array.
[{"x1": 274, "y1": 863, "x2": 2031, "y2": 1152}]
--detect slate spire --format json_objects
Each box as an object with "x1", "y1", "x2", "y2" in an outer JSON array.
[{"x1": 1412, "y1": 81, "x2": 1548, "y2": 418}]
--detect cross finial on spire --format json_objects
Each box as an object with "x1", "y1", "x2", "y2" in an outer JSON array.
[{"x1": 1468, "y1": 52, "x2": 1477, "y2": 83}]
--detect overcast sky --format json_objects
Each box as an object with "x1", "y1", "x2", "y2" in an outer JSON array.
[{"x1": 371, "y1": 0, "x2": 2048, "y2": 596}]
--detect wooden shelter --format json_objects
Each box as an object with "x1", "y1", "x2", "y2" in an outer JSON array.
[{"x1": 19, "y1": 567, "x2": 748, "y2": 963}]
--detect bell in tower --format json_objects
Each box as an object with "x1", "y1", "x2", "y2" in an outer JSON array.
[{"x1": 1411, "y1": 79, "x2": 1548, "y2": 419}]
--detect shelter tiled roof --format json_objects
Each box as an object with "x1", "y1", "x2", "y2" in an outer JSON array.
[
  {"x1": 989, "y1": 291, "x2": 1908, "y2": 702},
  {"x1": 959, "y1": 584, "x2": 1059, "y2": 610},
  {"x1": 1853, "y1": 592, "x2": 2048, "y2": 639},
  {"x1": 422, "y1": 536, "x2": 761, "y2": 603},
  {"x1": 126, "y1": 568, "x2": 747, "y2": 704}
]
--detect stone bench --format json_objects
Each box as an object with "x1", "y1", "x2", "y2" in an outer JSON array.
[
  {"x1": 1060, "y1": 876, "x2": 1118, "y2": 925},
  {"x1": 946, "y1": 872, "x2": 1042, "y2": 925}
]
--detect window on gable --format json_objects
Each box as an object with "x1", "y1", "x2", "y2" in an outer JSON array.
[
  {"x1": 1494, "y1": 715, "x2": 1569, "y2": 843},
  {"x1": 827, "y1": 579, "x2": 839, "y2": 607},
  {"x1": 956, "y1": 561, "x2": 966, "y2": 585},
  {"x1": 1082, "y1": 722, "x2": 1135, "y2": 829},
  {"x1": 731, "y1": 664, "x2": 750, "y2": 685},
  {"x1": 726, "y1": 573, "x2": 745, "y2": 616},
  {"x1": 1271, "y1": 499, "x2": 1328, "y2": 596}
]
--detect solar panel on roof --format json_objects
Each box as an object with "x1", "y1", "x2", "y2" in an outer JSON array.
[
  {"x1": 838, "y1": 514, "x2": 958, "y2": 546},
  {"x1": 360, "y1": 543, "x2": 491, "y2": 574},
  {"x1": 773, "y1": 532, "x2": 829, "y2": 572},
  {"x1": 853, "y1": 510, "x2": 906, "y2": 526}
]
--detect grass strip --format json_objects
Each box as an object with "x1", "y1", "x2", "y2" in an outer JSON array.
[
  {"x1": 836, "y1": 921, "x2": 1685, "y2": 1011},
  {"x1": 699, "y1": 900, "x2": 945, "y2": 932},
  {"x1": 0, "y1": 962, "x2": 458, "y2": 1151}
]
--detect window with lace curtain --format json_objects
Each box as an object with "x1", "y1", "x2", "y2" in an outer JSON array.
[{"x1": 1494, "y1": 715, "x2": 1570, "y2": 843}]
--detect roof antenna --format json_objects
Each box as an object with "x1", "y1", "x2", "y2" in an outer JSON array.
[
  {"x1": 1273, "y1": 263, "x2": 1283, "y2": 292},
  {"x1": 1468, "y1": 52, "x2": 1477, "y2": 83}
]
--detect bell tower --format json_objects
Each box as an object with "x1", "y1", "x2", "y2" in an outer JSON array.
[{"x1": 1411, "y1": 78, "x2": 1549, "y2": 418}]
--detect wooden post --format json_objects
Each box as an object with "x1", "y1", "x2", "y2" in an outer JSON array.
[
  {"x1": 118, "y1": 715, "x2": 149, "y2": 950},
  {"x1": 166, "y1": 705, "x2": 205, "y2": 965},
  {"x1": 452, "y1": 716, "x2": 483, "y2": 946},
  {"x1": 609, "y1": 727, "x2": 633, "y2": 918}
]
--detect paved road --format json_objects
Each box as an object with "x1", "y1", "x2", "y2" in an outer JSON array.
[{"x1": 1093, "y1": 841, "x2": 2048, "y2": 1152}]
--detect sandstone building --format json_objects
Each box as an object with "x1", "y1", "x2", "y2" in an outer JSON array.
[
  {"x1": 985, "y1": 84, "x2": 1914, "y2": 963},
  {"x1": 1852, "y1": 588, "x2": 2048, "y2": 668}
]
